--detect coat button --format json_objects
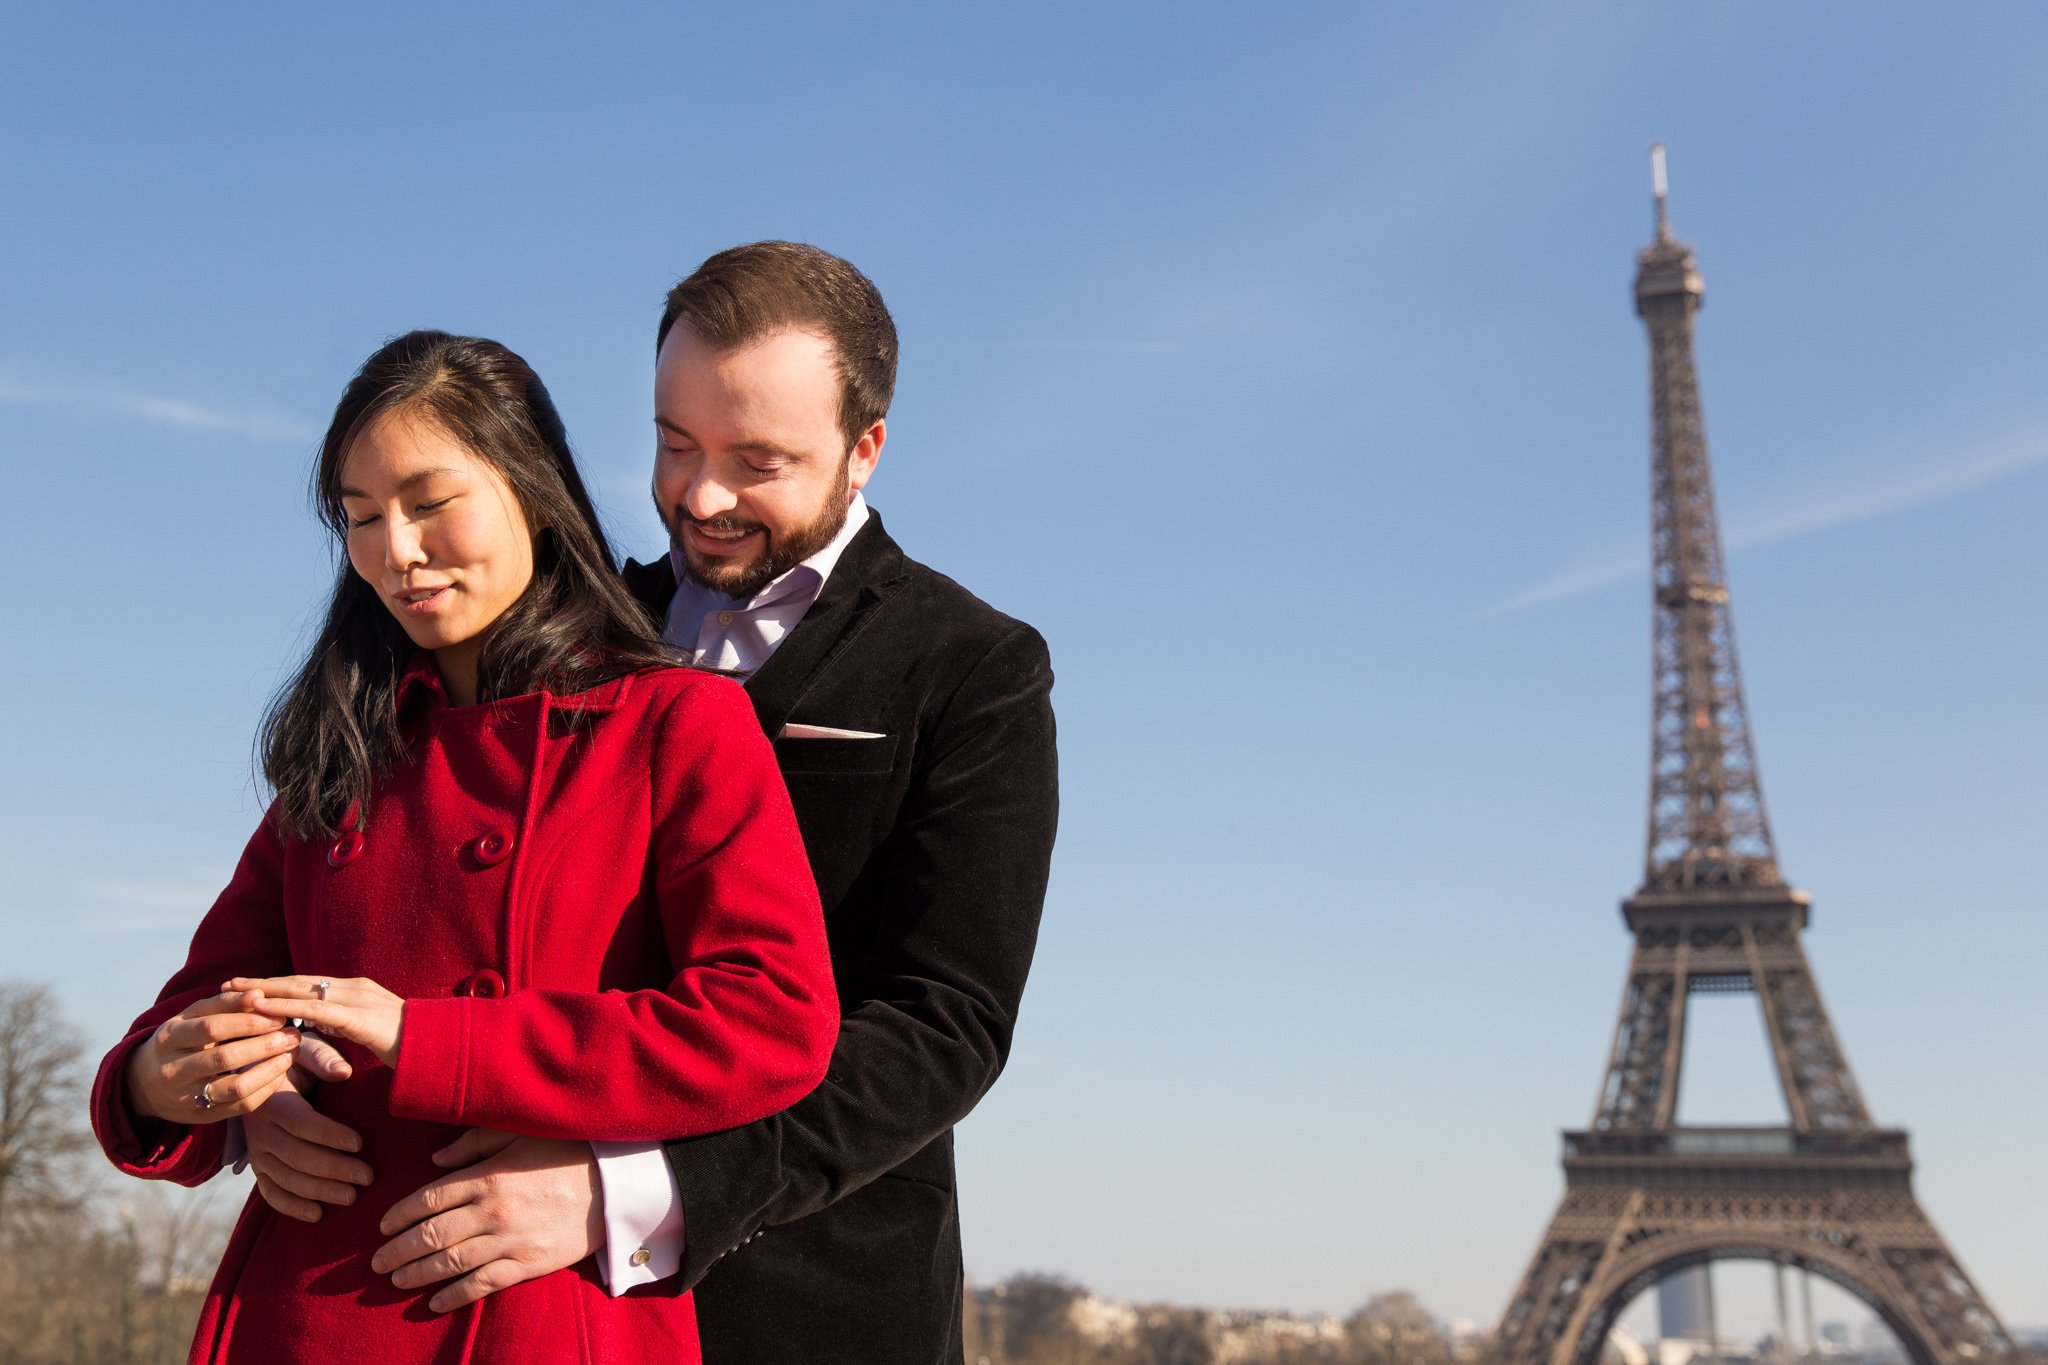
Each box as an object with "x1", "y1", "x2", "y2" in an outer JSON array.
[
  {"x1": 327, "y1": 830, "x2": 365, "y2": 868},
  {"x1": 474, "y1": 827, "x2": 514, "y2": 866},
  {"x1": 466, "y1": 968, "x2": 507, "y2": 999}
]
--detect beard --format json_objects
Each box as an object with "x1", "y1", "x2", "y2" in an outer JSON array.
[{"x1": 658, "y1": 459, "x2": 851, "y2": 600}]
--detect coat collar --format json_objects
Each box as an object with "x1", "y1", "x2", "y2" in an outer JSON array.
[
  {"x1": 393, "y1": 650, "x2": 639, "y2": 716},
  {"x1": 622, "y1": 511, "x2": 910, "y2": 737}
]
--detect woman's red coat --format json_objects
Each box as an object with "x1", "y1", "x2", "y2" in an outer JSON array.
[{"x1": 90, "y1": 661, "x2": 838, "y2": 1364}]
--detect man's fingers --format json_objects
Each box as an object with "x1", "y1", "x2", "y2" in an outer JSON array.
[
  {"x1": 371, "y1": 1206, "x2": 489, "y2": 1275},
  {"x1": 429, "y1": 1261, "x2": 530, "y2": 1314},
  {"x1": 433, "y1": 1128, "x2": 518, "y2": 1168},
  {"x1": 295, "y1": 1033, "x2": 353, "y2": 1081},
  {"x1": 254, "y1": 1171, "x2": 323, "y2": 1224},
  {"x1": 250, "y1": 1149, "x2": 361, "y2": 1206},
  {"x1": 267, "y1": 1094, "x2": 363, "y2": 1154},
  {"x1": 387, "y1": 1234, "x2": 513, "y2": 1290},
  {"x1": 253, "y1": 1125, "x2": 372, "y2": 1189},
  {"x1": 378, "y1": 1171, "x2": 482, "y2": 1239}
]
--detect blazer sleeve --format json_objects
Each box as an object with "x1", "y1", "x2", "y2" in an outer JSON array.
[
  {"x1": 390, "y1": 677, "x2": 838, "y2": 1141},
  {"x1": 89, "y1": 810, "x2": 294, "y2": 1185},
  {"x1": 662, "y1": 621, "x2": 1058, "y2": 1284}
]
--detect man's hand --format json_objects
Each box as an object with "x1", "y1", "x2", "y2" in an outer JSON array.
[
  {"x1": 245, "y1": 1087, "x2": 372, "y2": 1223},
  {"x1": 371, "y1": 1132, "x2": 604, "y2": 1313}
]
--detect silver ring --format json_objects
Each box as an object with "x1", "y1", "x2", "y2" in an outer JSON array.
[
  {"x1": 314, "y1": 980, "x2": 332, "y2": 1001},
  {"x1": 196, "y1": 1080, "x2": 216, "y2": 1111}
]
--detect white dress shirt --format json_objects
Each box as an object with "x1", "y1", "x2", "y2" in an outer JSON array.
[{"x1": 591, "y1": 492, "x2": 869, "y2": 1291}]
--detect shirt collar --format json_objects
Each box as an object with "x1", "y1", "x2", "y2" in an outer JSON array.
[{"x1": 667, "y1": 491, "x2": 870, "y2": 614}]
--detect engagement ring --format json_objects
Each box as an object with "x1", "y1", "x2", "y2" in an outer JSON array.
[{"x1": 314, "y1": 980, "x2": 332, "y2": 1001}]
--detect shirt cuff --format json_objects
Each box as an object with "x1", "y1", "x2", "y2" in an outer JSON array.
[{"x1": 590, "y1": 1140, "x2": 684, "y2": 1293}]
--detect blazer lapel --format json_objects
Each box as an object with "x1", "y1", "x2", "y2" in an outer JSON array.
[{"x1": 743, "y1": 514, "x2": 908, "y2": 739}]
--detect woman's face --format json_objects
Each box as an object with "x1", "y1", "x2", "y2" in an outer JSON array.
[{"x1": 338, "y1": 408, "x2": 536, "y2": 697}]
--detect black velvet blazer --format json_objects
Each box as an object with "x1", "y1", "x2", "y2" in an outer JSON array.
[{"x1": 621, "y1": 511, "x2": 1059, "y2": 1365}]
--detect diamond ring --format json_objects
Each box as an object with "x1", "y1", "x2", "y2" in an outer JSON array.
[{"x1": 314, "y1": 980, "x2": 332, "y2": 1001}]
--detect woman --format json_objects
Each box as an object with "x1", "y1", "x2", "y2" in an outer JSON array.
[{"x1": 89, "y1": 331, "x2": 838, "y2": 1363}]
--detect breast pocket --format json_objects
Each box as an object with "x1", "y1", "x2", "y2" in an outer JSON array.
[{"x1": 774, "y1": 734, "x2": 899, "y2": 776}]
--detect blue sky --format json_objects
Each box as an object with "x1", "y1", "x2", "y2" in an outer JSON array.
[{"x1": 2, "y1": 2, "x2": 2042, "y2": 1336}]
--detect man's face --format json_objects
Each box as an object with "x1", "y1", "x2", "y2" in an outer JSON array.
[{"x1": 652, "y1": 324, "x2": 883, "y2": 599}]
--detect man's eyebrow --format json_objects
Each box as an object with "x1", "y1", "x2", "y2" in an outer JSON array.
[
  {"x1": 654, "y1": 418, "x2": 806, "y2": 461},
  {"x1": 337, "y1": 467, "x2": 460, "y2": 499}
]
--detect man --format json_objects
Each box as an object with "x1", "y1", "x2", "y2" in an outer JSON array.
[{"x1": 242, "y1": 242, "x2": 1059, "y2": 1363}]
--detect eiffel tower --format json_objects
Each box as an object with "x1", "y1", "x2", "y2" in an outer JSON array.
[{"x1": 1485, "y1": 149, "x2": 2018, "y2": 1365}]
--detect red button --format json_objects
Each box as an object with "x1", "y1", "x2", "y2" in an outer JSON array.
[
  {"x1": 474, "y1": 827, "x2": 514, "y2": 866},
  {"x1": 467, "y1": 969, "x2": 507, "y2": 999},
  {"x1": 327, "y1": 830, "x2": 365, "y2": 868}
]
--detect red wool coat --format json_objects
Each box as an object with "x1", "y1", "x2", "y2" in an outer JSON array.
[{"x1": 90, "y1": 660, "x2": 837, "y2": 1365}]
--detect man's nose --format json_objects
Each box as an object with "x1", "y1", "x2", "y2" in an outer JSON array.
[{"x1": 683, "y1": 470, "x2": 739, "y2": 522}]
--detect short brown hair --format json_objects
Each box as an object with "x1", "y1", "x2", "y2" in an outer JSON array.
[{"x1": 657, "y1": 241, "x2": 898, "y2": 450}]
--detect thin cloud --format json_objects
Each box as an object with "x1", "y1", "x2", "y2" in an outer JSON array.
[
  {"x1": 78, "y1": 869, "x2": 228, "y2": 935},
  {"x1": 1472, "y1": 426, "x2": 2048, "y2": 621},
  {"x1": 932, "y1": 338, "x2": 1186, "y2": 354},
  {"x1": 0, "y1": 369, "x2": 315, "y2": 443}
]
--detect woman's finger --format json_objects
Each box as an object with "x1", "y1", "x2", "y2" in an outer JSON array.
[
  {"x1": 245, "y1": 993, "x2": 382, "y2": 1049},
  {"x1": 201, "y1": 1029, "x2": 303, "y2": 1078},
  {"x1": 229, "y1": 975, "x2": 372, "y2": 1003},
  {"x1": 158, "y1": 1007, "x2": 286, "y2": 1054},
  {"x1": 198, "y1": 1053, "x2": 296, "y2": 1115},
  {"x1": 161, "y1": 1029, "x2": 299, "y2": 1090},
  {"x1": 254, "y1": 1171, "x2": 324, "y2": 1224}
]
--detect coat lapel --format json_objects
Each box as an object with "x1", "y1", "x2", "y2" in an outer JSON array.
[{"x1": 742, "y1": 514, "x2": 907, "y2": 740}]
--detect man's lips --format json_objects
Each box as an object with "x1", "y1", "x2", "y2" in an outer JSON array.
[{"x1": 683, "y1": 521, "x2": 764, "y2": 557}]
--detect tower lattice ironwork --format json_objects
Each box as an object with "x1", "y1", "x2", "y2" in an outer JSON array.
[{"x1": 1485, "y1": 149, "x2": 2017, "y2": 1365}]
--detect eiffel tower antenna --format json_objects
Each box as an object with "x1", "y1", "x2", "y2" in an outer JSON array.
[
  {"x1": 1484, "y1": 148, "x2": 2018, "y2": 1365},
  {"x1": 1651, "y1": 142, "x2": 1672, "y2": 241}
]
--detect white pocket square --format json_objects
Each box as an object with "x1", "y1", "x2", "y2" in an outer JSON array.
[{"x1": 779, "y1": 723, "x2": 888, "y2": 740}]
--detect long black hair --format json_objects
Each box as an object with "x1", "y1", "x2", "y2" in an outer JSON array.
[{"x1": 261, "y1": 330, "x2": 674, "y2": 841}]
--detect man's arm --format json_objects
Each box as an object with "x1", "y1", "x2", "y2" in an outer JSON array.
[{"x1": 665, "y1": 621, "x2": 1058, "y2": 1285}]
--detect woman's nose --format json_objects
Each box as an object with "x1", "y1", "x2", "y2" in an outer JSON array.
[{"x1": 381, "y1": 519, "x2": 428, "y2": 572}]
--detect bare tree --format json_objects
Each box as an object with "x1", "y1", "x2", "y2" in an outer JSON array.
[
  {"x1": 0, "y1": 981, "x2": 94, "y2": 1231},
  {"x1": 1346, "y1": 1291, "x2": 1452, "y2": 1365},
  {"x1": 0, "y1": 981, "x2": 233, "y2": 1363},
  {"x1": 1135, "y1": 1306, "x2": 1214, "y2": 1365}
]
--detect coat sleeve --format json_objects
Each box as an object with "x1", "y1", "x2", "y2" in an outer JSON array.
[
  {"x1": 662, "y1": 621, "x2": 1058, "y2": 1284},
  {"x1": 89, "y1": 810, "x2": 294, "y2": 1185},
  {"x1": 389, "y1": 676, "x2": 838, "y2": 1141}
]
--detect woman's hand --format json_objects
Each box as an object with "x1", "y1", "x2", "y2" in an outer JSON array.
[
  {"x1": 228, "y1": 975, "x2": 407, "y2": 1069},
  {"x1": 125, "y1": 990, "x2": 300, "y2": 1125}
]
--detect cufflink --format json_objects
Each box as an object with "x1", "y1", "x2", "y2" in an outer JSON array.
[{"x1": 630, "y1": 1249, "x2": 651, "y2": 1268}]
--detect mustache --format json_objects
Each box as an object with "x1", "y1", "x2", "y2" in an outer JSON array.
[{"x1": 668, "y1": 508, "x2": 767, "y2": 538}]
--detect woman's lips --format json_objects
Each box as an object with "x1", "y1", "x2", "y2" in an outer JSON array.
[
  {"x1": 398, "y1": 585, "x2": 451, "y2": 614},
  {"x1": 685, "y1": 522, "x2": 763, "y2": 557}
]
